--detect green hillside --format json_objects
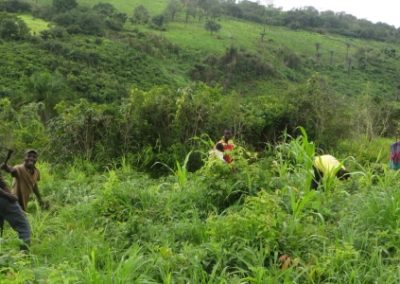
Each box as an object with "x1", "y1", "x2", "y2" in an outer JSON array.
[
  {"x1": 22, "y1": 0, "x2": 400, "y2": 99},
  {"x1": 1, "y1": 0, "x2": 400, "y2": 282},
  {"x1": 36, "y1": 0, "x2": 167, "y2": 13},
  {"x1": 18, "y1": 14, "x2": 50, "y2": 33}
]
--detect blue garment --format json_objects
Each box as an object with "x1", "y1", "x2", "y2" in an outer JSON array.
[{"x1": 0, "y1": 196, "x2": 31, "y2": 243}]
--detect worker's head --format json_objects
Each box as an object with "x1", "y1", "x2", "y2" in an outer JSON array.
[
  {"x1": 24, "y1": 149, "x2": 38, "y2": 169},
  {"x1": 337, "y1": 168, "x2": 350, "y2": 180},
  {"x1": 215, "y1": 142, "x2": 224, "y2": 152},
  {"x1": 223, "y1": 129, "x2": 232, "y2": 142}
]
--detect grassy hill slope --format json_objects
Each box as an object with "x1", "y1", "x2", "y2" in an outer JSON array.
[
  {"x1": 1, "y1": 2, "x2": 400, "y2": 283},
  {"x1": 26, "y1": 0, "x2": 400, "y2": 98},
  {"x1": 1, "y1": 134, "x2": 399, "y2": 283}
]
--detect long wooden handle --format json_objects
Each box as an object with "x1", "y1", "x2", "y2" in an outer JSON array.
[{"x1": 4, "y1": 149, "x2": 13, "y2": 164}]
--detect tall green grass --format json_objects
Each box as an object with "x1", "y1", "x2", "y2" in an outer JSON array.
[{"x1": 1, "y1": 131, "x2": 400, "y2": 283}]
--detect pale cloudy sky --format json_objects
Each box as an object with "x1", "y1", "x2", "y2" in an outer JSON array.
[{"x1": 260, "y1": 0, "x2": 400, "y2": 27}]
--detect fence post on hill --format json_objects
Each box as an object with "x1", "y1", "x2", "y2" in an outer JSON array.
[
  {"x1": 315, "y1": 42, "x2": 321, "y2": 65},
  {"x1": 260, "y1": 26, "x2": 266, "y2": 42},
  {"x1": 396, "y1": 85, "x2": 400, "y2": 101},
  {"x1": 347, "y1": 57, "x2": 352, "y2": 74},
  {"x1": 345, "y1": 42, "x2": 351, "y2": 62}
]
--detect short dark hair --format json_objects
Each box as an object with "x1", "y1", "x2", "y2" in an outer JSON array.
[
  {"x1": 215, "y1": 143, "x2": 224, "y2": 152},
  {"x1": 337, "y1": 169, "x2": 350, "y2": 180},
  {"x1": 25, "y1": 149, "x2": 38, "y2": 156}
]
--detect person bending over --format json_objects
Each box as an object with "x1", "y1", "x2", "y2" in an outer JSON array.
[{"x1": 311, "y1": 154, "x2": 350, "y2": 189}]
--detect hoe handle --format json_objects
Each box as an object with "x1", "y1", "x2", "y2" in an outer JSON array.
[{"x1": 4, "y1": 149, "x2": 13, "y2": 164}]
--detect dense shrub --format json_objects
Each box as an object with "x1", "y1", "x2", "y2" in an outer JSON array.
[
  {"x1": 191, "y1": 47, "x2": 275, "y2": 87},
  {"x1": 130, "y1": 5, "x2": 150, "y2": 25},
  {"x1": 150, "y1": 14, "x2": 166, "y2": 31},
  {"x1": 0, "y1": 12, "x2": 29, "y2": 40},
  {"x1": 0, "y1": 0, "x2": 31, "y2": 13}
]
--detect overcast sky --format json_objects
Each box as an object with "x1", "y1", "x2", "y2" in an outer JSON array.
[{"x1": 260, "y1": 0, "x2": 400, "y2": 28}]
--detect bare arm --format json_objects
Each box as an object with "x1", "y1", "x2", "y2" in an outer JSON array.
[
  {"x1": 33, "y1": 184, "x2": 44, "y2": 206},
  {"x1": 1, "y1": 163, "x2": 18, "y2": 177}
]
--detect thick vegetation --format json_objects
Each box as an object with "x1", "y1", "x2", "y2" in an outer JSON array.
[
  {"x1": 1, "y1": 132, "x2": 398, "y2": 283},
  {"x1": 1, "y1": 0, "x2": 400, "y2": 282}
]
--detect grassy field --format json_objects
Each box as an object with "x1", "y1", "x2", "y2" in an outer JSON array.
[
  {"x1": 29, "y1": 0, "x2": 400, "y2": 97},
  {"x1": 33, "y1": 0, "x2": 167, "y2": 13},
  {"x1": 1, "y1": 0, "x2": 400, "y2": 282},
  {"x1": 1, "y1": 134, "x2": 399, "y2": 283},
  {"x1": 31, "y1": 0, "x2": 397, "y2": 60},
  {"x1": 18, "y1": 14, "x2": 50, "y2": 34}
]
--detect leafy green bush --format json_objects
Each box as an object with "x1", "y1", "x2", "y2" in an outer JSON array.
[
  {"x1": 0, "y1": 12, "x2": 29, "y2": 40},
  {"x1": 191, "y1": 46, "x2": 275, "y2": 88}
]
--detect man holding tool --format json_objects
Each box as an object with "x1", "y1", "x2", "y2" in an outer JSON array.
[{"x1": 1, "y1": 149, "x2": 46, "y2": 211}]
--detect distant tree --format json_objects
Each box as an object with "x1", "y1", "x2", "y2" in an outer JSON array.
[
  {"x1": 0, "y1": 13, "x2": 29, "y2": 40},
  {"x1": 77, "y1": 12, "x2": 105, "y2": 35},
  {"x1": 40, "y1": 29, "x2": 51, "y2": 40},
  {"x1": 131, "y1": 5, "x2": 150, "y2": 24},
  {"x1": 237, "y1": 0, "x2": 267, "y2": 23},
  {"x1": 150, "y1": 14, "x2": 166, "y2": 30},
  {"x1": 205, "y1": 0, "x2": 222, "y2": 19},
  {"x1": 221, "y1": 1, "x2": 242, "y2": 18},
  {"x1": 54, "y1": 10, "x2": 105, "y2": 35},
  {"x1": 52, "y1": 0, "x2": 77, "y2": 13},
  {"x1": 0, "y1": 0, "x2": 32, "y2": 13},
  {"x1": 204, "y1": 19, "x2": 221, "y2": 34},
  {"x1": 165, "y1": 0, "x2": 182, "y2": 21},
  {"x1": 52, "y1": 10, "x2": 77, "y2": 26},
  {"x1": 106, "y1": 12, "x2": 127, "y2": 31},
  {"x1": 29, "y1": 71, "x2": 67, "y2": 120},
  {"x1": 184, "y1": 1, "x2": 197, "y2": 23},
  {"x1": 315, "y1": 42, "x2": 321, "y2": 64},
  {"x1": 280, "y1": 48, "x2": 302, "y2": 70},
  {"x1": 48, "y1": 26, "x2": 67, "y2": 38},
  {"x1": 383, "y1": 47, "x2": 396, "y2": 58},
  {"x1": 93, "y1": 3, "x2": 116, "y2": 16},
  {"x1": 93, "y1": 3, "x2": 126, "y2": 31},
  {"x1": 345, "y1": 42, "x2": 351, "y2": 61},
  {"x1": 197, "y1": 7, "x2": 205, "y2": 22}
]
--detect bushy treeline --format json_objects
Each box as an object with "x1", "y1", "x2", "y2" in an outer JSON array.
[
  {"x1": 2, "y1": 75, "x2": 399, "y2": 173},
  {"x1": 228, "y1": 1, "x2": 400, "y2": 42},
  {"x1": 0, "y1": 12, "x2": 29, "y2": 39},
  {"x1": 3, "y1": 0, "x2": 398, "y2": 42},
  {"x1": 157, "y1": 0, "x2": 400, "y2": 42},
  {"x1": 31, "y1": 0, "x2": 127, "y2": 35},
  {"x1": 0, "y1": 0, "x2": 31, "y2": 13},
  {"x1": 0, "y1": 27, "x2": 182, "y2": 106},
  {"x1": 191, "y1": 46, "x2": 276, "y2": 87}
]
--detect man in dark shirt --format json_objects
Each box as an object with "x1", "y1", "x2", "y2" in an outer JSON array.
[{"x1": 0, "y1": 174, "x2": 31, "y2": 250}]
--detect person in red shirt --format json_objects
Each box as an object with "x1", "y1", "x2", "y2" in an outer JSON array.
[{"x1": 216, "y1": 130, "x2": 235, "y2": 164}]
